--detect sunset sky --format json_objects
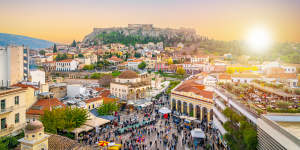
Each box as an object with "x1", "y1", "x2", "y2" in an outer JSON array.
[{"x1": 1, "y1": 0, "x2": 300, "y2": 43}]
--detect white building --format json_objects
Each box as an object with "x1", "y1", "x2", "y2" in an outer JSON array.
[
  {"x1": 67, "y1": 84, "x2": 86, "y2": 98},
  {"x1": 56, "y1": 59, "x2": 78, "y2": 71},
  {"x1": 127, "y1": 59, "x2": 142, "y2": 71},
  {"x1": 190, "y1": 56, "x2": 209, "y2": 64},
  {"x1": 231, "y1": 73, "x2": 261, "y2": 83},
  {"x1": 0, "y1": 46, "x2": 29, "y2": 85},
  {"x1": 29, "y1": 70, "x2": 45, "y2": 84}
]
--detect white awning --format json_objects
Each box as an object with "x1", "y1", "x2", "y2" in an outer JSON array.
[
  {"x1": 213, "y1": 116, "x2": 227, "y2": 135},
  {"x1": 213, "y1": 107, "x2": 228, "y2": 123}
]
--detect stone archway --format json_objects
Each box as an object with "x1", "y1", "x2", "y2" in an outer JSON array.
[
  {"x1": 172, "y1": 99, "x2": 176, "y2": 111},
  {"x1": 196, "y1": 105, "x2": 201, "y2": 120},
  {"x1": 189, "y1": 103, "x2": 194, "y2": 117},
  {"x1": 177, "y1": 101, "x2": 182, "y2": 113},
  {"x1": 202, "y1": 107, "x2": 208, "y2": 122},
  {"x1": 183, "y1": 102, "x2": 188, "y2": 115}
]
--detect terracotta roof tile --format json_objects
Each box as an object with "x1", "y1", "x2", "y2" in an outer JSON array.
[
  {"x1": 175, "y1": 80, "x2": 213, "y2": 99},
  {"x1": 13, "y1": 83, "x2": 39, "y2": 90},
  {"x1": 26, "y1": 98, "x2": 65, "y2": 116},
  {"x1": 85, "y1": 97, "x2": 102, "y2": 104}
]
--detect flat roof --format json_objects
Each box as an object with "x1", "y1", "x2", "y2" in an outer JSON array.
[
  {"x1": 264, "y1": 114, "x2": 300, "y2": 140},
  {"x1": 277, "y1": 122, "x2": 300, "y2": 139}
]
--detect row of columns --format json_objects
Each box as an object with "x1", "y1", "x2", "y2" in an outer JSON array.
[{"x1": 171, "y1": 99, "x2": 213, "y2": 122}]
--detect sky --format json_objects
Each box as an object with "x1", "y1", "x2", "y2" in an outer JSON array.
[{"x1": 0, "y1": 0, "x2": 300, "y2": 43}]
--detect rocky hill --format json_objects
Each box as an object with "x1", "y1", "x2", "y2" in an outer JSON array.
[
  {"x1": 83, "y1": 24, "x2": 204, "y2": 46},
  {"x1": 0, "y1": 33, "x2": 54, "y2": 49}
]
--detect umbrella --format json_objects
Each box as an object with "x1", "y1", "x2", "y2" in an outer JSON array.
[
  {"x1": 158, "y1": 107, "x2": 171, "y2": 114},
  {"x1": 191, "y1": 128, "x2": 206, "y2": 138}
]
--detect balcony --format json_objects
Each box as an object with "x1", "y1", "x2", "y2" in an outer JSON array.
[{"x1": 0, "y1": 106, "x2": 13, "y2": 114}]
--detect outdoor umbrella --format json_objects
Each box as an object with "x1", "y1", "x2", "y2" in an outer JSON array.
[{"x1": 159, "y1": 107, "x2": 171, "y2": 114}]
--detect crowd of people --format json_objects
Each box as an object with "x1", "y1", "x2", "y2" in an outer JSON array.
[{"x1": 76, "y1": 94, "x2": 226, "y2": 150}]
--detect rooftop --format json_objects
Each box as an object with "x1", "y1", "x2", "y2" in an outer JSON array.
[{"x1": 118, "y1": 70, "x2": 139, "y2": 79}]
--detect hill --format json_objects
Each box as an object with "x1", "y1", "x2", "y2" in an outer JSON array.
[
  {"x1": 83, "y1": 24, "x2": 207, "y2": 46},
  {"x1": 0, "y1": 33, "x2": 54, "y2": 49}
]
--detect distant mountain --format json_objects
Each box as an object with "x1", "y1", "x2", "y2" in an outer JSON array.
[{"x1": 0, "y1": 33, "x2": 54, "y2": 49}]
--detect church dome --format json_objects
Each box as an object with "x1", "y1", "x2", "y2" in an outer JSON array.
[
  {"x1": 25, "y1": 120, "x2": 44, "y2": 133},
  {"x1": 118, "y1": 70, "x2": 138, "y2": 79}
]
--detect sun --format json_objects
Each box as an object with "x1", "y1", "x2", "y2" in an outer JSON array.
[{"x1": 246, "y1": 27, "x2": 272, "y2": 53}]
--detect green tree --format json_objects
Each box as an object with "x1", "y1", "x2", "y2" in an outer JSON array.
[
  {"x1": 53, "y1": 44, "x2": 57, "y2": 53},
  {"x1": 78, "y1": 53, "x2": 84, "y2": 58},
  {"x1": 138, "y1": 61, "x2": 147, "y2": 70},
  {"x1": 71, "y1": 40, "x2": 77, "y2": 47},
  {"x1": 39, "y1": 50, "x2": 46, "y2": 56},
  {"x1": 134, "y1": 52, "x2": 141, "y2": 58},
  {"x1": 97, "y1": 102, "x2": 119, "y2": 116},
  {"x1": 83, "y1": 65, "x2": 95, "y2": 70},
  {"x1": 176, "y1": 67, "x2": 186, "y2": 76},
  {"x1": 40, "y1": 107, "x2": 89, "y2": 133}
]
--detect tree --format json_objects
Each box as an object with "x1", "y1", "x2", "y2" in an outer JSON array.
[
  {"x1": 98, "y1": 74, "x2": 113, "y2": 87},
  {"x1": 222, "y1": 108, "x2": 257, "y2": 150},
  {"x1": 53, "y1": 44, "x2": 57, "y2": 53},
  {"x1": 138, "y1": 61, "x2": 147, "y2": 70},
  {"x1": 78, "y1": 53, "x2": 84, "y2": 58},
  {"x1": 83, "y1": 65, "x2": 94, "y2": 70},
  {"x1": 134, "y1": 52, "x2": 141, "y2": 58},
  {"x1": 71, "y1": 40, "x2": 76, "y2": 47},
  {"x1": 176, "y1": 67, "x2": 186, "y2": 76},
  {"x1": 167, "y1": 58, "x2": 173, "y2": 65},
  {"x1": 40, "y1": 107, "x2": 89, "y2": 133},
  {"x1": 97, "y1": 102, "x2": 119, "y2": 116},
  {"x1": 39, "y1": 50, "x2": 46, "y2": 56}
]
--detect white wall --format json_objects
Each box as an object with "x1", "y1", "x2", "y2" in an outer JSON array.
[
  {"x1": 67, "y1": 84, "x2": 86, "y2": 97},
  {"x1": 30, "y1": 70, "x2": 45, "y2": 84}
]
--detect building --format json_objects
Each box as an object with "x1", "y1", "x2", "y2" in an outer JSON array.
[
  {"x1": 170, "y1": 80, "x2": 214, "y2": 122},
  {"x1": 67, "y1": 84, "x2": 86, "y2": 98},
  {"x1": 18, "y1": 120, "x2": 93, "y2": 150},
  {"x1": 56, "y1": 59, "x2": 78, "y2": 72},
  {"x1": 0, "y1": 87, "x2": 27, "y2": 137},
  {"x1": 49, "y1": 83, "x2": 67, "y2": 99},
  {"x1": 30, "y1": 70, "x2": 46, "y2": 84},
  {"x1": 26, "y1": 98, "x2": 65, "y2": 121},
  {"x1": 190, "y1": 55, "x2": 209, "y2": 64},
  {"x1": 0, "y1": 46, "x2": 29, "y2": 85},
  {"x1": 107, "y1": 56, "x2": 123, "y2": 65},
  {"x1": 43, "y1": 61, "x2": 56, "y2": 72},
  {"x1": 110, "y1": 70, "x2": 151, "y2": 100},
  {"x1": 84, "y1": 97, "x2": 103, "y2": 110},
  {"x1": 127, "y1": 59, "x2": 142, "y2": 71},
  {"x1": 231, "y1": 73, "x2": 261, "y2": 83},
  {"x1": 13, "y1": 83, "x2": 39, "y2": 110},
  {"x1": 257, "y1": 114, "x2": 300, "y2": 150},
  {"x1": 18, "y1": 120, "x2": 50, "y2": 150}
]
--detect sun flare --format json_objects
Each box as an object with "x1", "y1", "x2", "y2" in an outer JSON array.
[{"x1": 246, "y1": 27, "x2": 272, "y2": 53}]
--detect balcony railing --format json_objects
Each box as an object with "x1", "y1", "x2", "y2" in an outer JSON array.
[{"x1": 0, "y1": 106, "x2": 13, "y2": 114}]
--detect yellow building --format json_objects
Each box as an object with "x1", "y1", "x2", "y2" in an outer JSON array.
[
  {"x1": 18, "y1": 120, "x2": 49, "y2": 150},
  {"x1": 0, "y1": 87, "x2": 27, "y2": 137},
  {"x1": 85, "y1": 97, "x2": 103, "y2": 110},
  {"x1": 13, "y1": 84, "x2": 39, "y2": 110},
  {"x1": 110, "y1": 71, "x2": 151, "y2": 101},
  {"x1": 170, "y1": 79, "x2": 214, "y2": 122}
]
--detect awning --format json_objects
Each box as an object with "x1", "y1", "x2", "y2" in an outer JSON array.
[
  {"x1": 72, "y1": 125, "x2": 93, "y2": 134},
  {"x1": 191, "y1": 128, "x2": 205, "y2": 138},
  {"x1": 213, "y1": 115, "x2": 227, "y2": 135},
  {"x1": 85, "y1": 117, "x2": 110, "y2": 128}
]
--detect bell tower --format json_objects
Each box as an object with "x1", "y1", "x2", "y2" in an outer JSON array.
[{"x1": 18, "y1": 120, "x2": 49, "y2": 150}]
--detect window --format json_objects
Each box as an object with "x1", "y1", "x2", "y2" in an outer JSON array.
[
  {"x1": 32, "y1": 135, "x2": 35, "y2": 137},
  {"x1": 92, "y1": 104, "x2": 95, "y2": 108},
  {"x1": 88, "y1": 105, "x2": 90, "y2": 110},
  {"x1": 0, "y1": 99, "x2": 5, "y2": 110},
  {"x1": 15, "y1": 113, "x2": 20, "y2": 123},
  {"x1": 15, "y1": 96, "x2": 19, "y2": 105},
  {"x1": 1, "y1": 118, "x2": 6, "y2": 129}
]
